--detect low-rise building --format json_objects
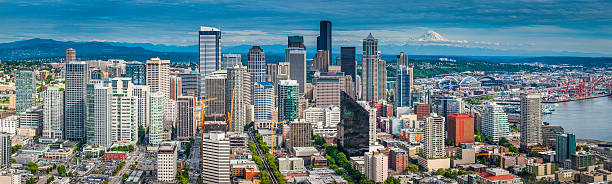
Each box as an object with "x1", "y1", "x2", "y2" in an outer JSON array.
[
  {"x1": 473, "y1": 168, "x2": 522, "y2": 184},
  {"x1": 278, "y1": 157, "x2": 305, "y2": 171}
]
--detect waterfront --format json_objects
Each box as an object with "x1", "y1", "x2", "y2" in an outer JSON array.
[{"x1": 543, "y1": 96, "x2": 612, "y2": 142}]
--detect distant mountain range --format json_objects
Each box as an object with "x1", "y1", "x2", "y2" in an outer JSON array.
[{"x1": 0, "y1": 38, "x2": 610, "y2": 67}]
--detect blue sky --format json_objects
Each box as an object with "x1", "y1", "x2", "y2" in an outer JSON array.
[{"x1": 0, "y1": 0, "x2": 611, "y2": 55}]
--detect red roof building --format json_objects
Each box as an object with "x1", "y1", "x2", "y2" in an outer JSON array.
[
  {"x1": 447, "y1": 113, "x2": 474, "y2": 146},
  {"x1": 475, "y1": 168, "x2": 522, "y2": 184}
]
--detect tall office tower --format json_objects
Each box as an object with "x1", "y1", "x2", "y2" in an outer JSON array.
[
  {"x1": 157, "y1": 142, "x2": 178, "y2": 183},
  {"x1": 226, "y1": 66, "x2": 250, "y2": 133},
  {"x1": 413, "y1": 103, "x2": 431, "y2": 120},
  {"x1": 338, "y1": 92, "x2": 372, "y2": 156},
  {"x1": 313, "y1": 50, "x2": 330, "y2": 72},
  {"x1": 285, "y1": 47, "x2": 306, "y2": 94},
  {"x1": 178, "y1": 72, "x2": 199, "y2": 96},
  {"x1": 64, "y1": 62, "x2": 89, "y2": 141},
  {"x1": 177, "y1": 96, "x2": 194, "y2": 139},
  {"x1": 397, "y1": 52, "x2": 408, "y2": 66},
  {"x1": 169, "y1": 75, "x2": 182, "y2": 100},
  {"x1": 290, "y1": 121, "x2": 312, "y2": 148},
  {"x1": 204, "y1": 70, "x2": 227, "y2": 116},
  {"x1": 86, "y1": 83, "x2": 112, "y2": 146},
  {"x1": 423, "y1": 114, "x2": 445, "y2": 159},
  {"x1": 247, "y1": 46, "x2": 266, "y2": 84},
  {"x1": 16, "y1": 70, "x2": 35, "y2": 114},
  {"x1": 482, "y1": 102, "x2": 509, "y2": 142},
  {"x1": 377, "y1": 59, "x2": 387, "y2": 100},
  {"x1": 199, "y1": 26, "x2": 222, "y2": 97},
  {"x1": 133, "y1": 85, "x2": 150, "y2": 128},
  {"x1": 520, "y1": 93, "x2": 542, "y2": 149},
  {"x1": 312, "y1": 72, "x2": 348, "y2": 108},
  {"x1": 396, "y1": 65, "x2": 413, "y2": 107},
  {"x1": 66, "y1": 48, "x2": 76, "y2": 63},
  {"x1": 361, "y1": 33, "x2": 381, "y2": 102},
  {"x1": 447, "y1": 113, "x2": 475, "y2": 146},
  {"x1": 202, "y1": 132, "x2": 231, "y2": 184},
  {"x1": 556, "y1": 133, "x2": 576, "y2": 163},
  {"x1": 42, "y1": 87, "x2": 63, "y2": 139},
  {"x1": 254, "y1": 82, "x2": 274, "y2": 121},
  {"x1": 364, "y1": 152, "x2": 388, "y2": 183},
  {"x1": 110, "y1": 78, "x2": 139, "y2": 144},
  {"x1": 317, "y1": 20, "x2": 332, "y2": 62},
  {"x1": 146, "y1": 58, "x2": 170, "y2": 99},
  {"x1": 288, "y1": 35, "x2": 305, "y2": 49},
  {"x1": 0, "y1": 133, "x2": 10, "y2": 171},
  {"x1": 222, "y1": 54, "x2": 242, "y2": 69},
  {"x1": 278, "y1": 62, "x2": 290, "y2": 81},
  {"x1": 434, "y1": 96, "x2": 464, "y2": 120},
  {"x1": 125, "y1": 61, "x2": 146, "y2": 85},
  {"x1": 149, "y1": 92, "x2": 166, "y2": 146},
  {"x1": 266, "y1": 64, "x2": 278, "y2": 84},
  {"x1": 340, "y1": 47, "x2": 356, "y2": 95},
  {"x1": 18, "y1": 106, "x2": 42, "y2": 132},
  {"x1": 278, "y1": 80, "x2": 299, "y2": 122}
]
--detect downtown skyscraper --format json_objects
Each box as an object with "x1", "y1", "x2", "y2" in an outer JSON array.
[
  {"x1": 361, "y1": 33, "x2": 382, "y2": 102},
  {"x1": 341, "y1": 47, "x2": 356, "y2": 97},
  {"x1": 482, "y1": 102, "x2": 509, "y2": 142},
  {"x1": 42, "y1": 87, "x2": 63, "y2": 139},
  {"x1": 247, "y1": 46, "x2": 266, "y2": 84},
  {"x1": 64, "y1": 61, "x2": 89, "y2": 141},
  {"x1": 395, "y1": 65, "x2": 413, "y2": 107},
  {"x1": 146, "y1": 58, "x2": 170, "y2": 99},
  {"x1": 199, "y1": 26, "x2": 222, "y2": 97},
  {"x1": 520, "y1": 93, "x2": 542, "y2": 149},
  {"x1": 285, "y1": 47, "x2": 306, "y2": 94},
  {"x1": 317, "y1": 20, "x2": 332, "y2": 62},
  {"x1": 226, "y1": 65, "x2": 251, "y2": 133},
  {"x1": 86, "y1": 82, "x2": 112, "y2": 146},
  {"x1": 278, "y1": 80, "x2": 299, "y2": 122},
  {"x1": 16, "y1": 70, "x2": 35, "y2": 114}
]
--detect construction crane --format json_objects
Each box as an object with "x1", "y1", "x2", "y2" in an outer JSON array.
[
  {"x1": 227, "y1": 86, "x2": 236, "y2": 133},
  {"x1": 265, "y1": 120, "x2": 289, "y2": 155},
  {"x1": 475, "y1": 152, "x2": 513, "y2": 168},
  {"x1": 190, "y1": 97, "x2": 216, "y2": 172}
]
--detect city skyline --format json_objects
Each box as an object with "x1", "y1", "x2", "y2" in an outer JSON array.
[{"x1": 0, "y1": 0, "x2": 611, "y2": 56}]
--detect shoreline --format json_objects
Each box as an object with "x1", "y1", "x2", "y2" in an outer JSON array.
[{"x1": 543, "y1": 94, "x2": 611, "y2": 103}]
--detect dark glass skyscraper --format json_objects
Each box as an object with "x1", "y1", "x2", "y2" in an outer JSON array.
[
  {"x1": 338, "y1": 92, "x2": 371, "y2": 156},
  {"x1": 125, "y1": 61, "x2": 146, "y2": 85},
  {"x1": 556, "y1": 133, "x2": 576, "y2": 163},
  {"x1": 340, "y1": 47, "x2": 356, "y2": 82},
  {"x1": 317, "y1": 20, "x2": 332, "y2": 61},
  {"x1": 288, "y1": 36, "x2": 305, "y2": 49}
]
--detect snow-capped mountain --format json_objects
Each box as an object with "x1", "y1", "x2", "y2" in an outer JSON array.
[{"x1": 416, "y1": 30, "x2": 448, "y2": 41}]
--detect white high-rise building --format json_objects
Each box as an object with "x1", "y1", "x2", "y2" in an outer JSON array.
[
  {"x1": 482, "y1": 102, "x2": 509, "y2": 142},
  {"x1": 42, "y1": 87, "x2": 63, "y2": 139},
  {"x1": 226, "y1": 65, "x2": 250, "y2": 133},
  {"x1": 86, "y1": 83, "x2": 112, "y2": 146},
  {"x1": 157, "y1": 142, "x2": 177, "y2": 183},
  {"x1": 520, "y1": 93, "x2": 542, "y2": 149},
  {"x1": 146, "y1": 58, "x2": 170, "y2": 99},
  {"x1": 253, "y1": 82, "x2": 274, "y2": 121},
  {"x1": 110, "y1": 78, "x2": 139, "y2": 144},
  {"x1": 0, "y1": 133, "x2": 11, "y2": 171},
  {"x1": 149, "y1": 92, "x2": 166, "y2": 146},
  {"x1": 202, "y1": 132, "x2": 231, "y2": 184},
  {"x1": 364, "y1": 152, "x2": 388, "y2": 183},
  {"x1": 133, "y1": 85, "x2": 150, "y2": 128},
  {"x1": 165, "y1": 100, "x2": 177, "y2": 127},
  {"x1": 423, "y1": 114, "x2": 445, "y2": 159},
  {"x1": 222, "y1": 54, "x2": 241, "y2": 69},
  {"x1": 304, "y1": 106, "x2": 340, "y2": 128},
  {"x1": 199, "y1": 26, "x2": 221, "y2": 97}
]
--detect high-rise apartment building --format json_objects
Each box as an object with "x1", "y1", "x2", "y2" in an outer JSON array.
[
  {"x1": 157, "y1": 142, "x2": 178, "y2": 183},
  {"x1": 86, "y1": 83, "x2": 112, "y2": 146},
  {"x1": 133, "y1": 85, "x2": 150, "y2": 128},
  {"x1": 414, "y1": 103, "x2": 431, "y2": 121},
  {"x1": 278, "y1": 80, "x2": 299, "y2": 122},
  {"x1": 16, "y1": 70, "x2": 35, "y2": 114},
  {"x1": 389, "y1": 148, "x2": 411, "y2": 173},
  {"x1": 364, "y1": 152, "x2": 388, "y2": 183},
  {"x1": 288, "y1": 35, "x2": 305, "y2": 49},
  {"x1": 149, "y1": 92, "x2": 166, "y2": 146},
  {"x1": 169, "y1": 75, "x2": 182, "y2": 101},
  {"x1": 396, "y1": 65, "x2": 413, "y2": 107},
  {"x1": 482, "y1": 102, "x2": 509, "y2": 142},
  {"x1": 42, "y1": 87, "x2": 63, "y2": 139},
  {"x1": 226, "y1": 66, "x2": 250, "y2": 133},
  {"x1": 222, "y1": 54, "x2": 241, "y2": 69},
  {"x1": 447, "y1": 113, "x2": 474, "y2": 146},
  {"x1": 202, "y1": 132, "x2": 231, "y2": 184},
  {"x1": 125, "y1": 61, "x2": 146, "y2": 85},
  {"x1": 423, "y1": 114, "x2": 445, "y2": 159},
  {"x1": 64, "y1": 62, "x2": 89, "y2": 141},
  {"x1": 254, "y1": 82, "x2": 274, "y2": 121},
  {"x1": 146, "y1": 58, "x2": 170, "y2": 99},
  {"x1": 290, "y1": 121, "x2": 312, "y2": 148},
  {"x1": 520, "y1": 93, "x2": 542, "y2": 149},
  {"x1": 110, "y1": 78, "x2": 139, "y2": 144},
  {"x1": 317, "y1": 20, "x2": 332, "y2": 62},
  {"x1": 312, "y1": 72, "x2": 348, "y2": 108},
  {"x1": 247, "y1": 46, "x2": 266, "y2": 84},
  {"x1": 0, "y1": 133, "x2": 10, "y2": 171},
  {"x1": 361, "y1": 33, "x2": 381, "y2": 102},
  {"x1": 556, "y1": 133, "x2": 576, "y2": 163},
  {"x1": 202, "y1": 70, "x2": 226, "y2": 117},
  {"x1": 66, "y1": 48, "x2": 76, "y2": 63},
  {"x1": 286, "y1": 47, "x2": 306, "y2": 94},
  {"x1": 177, "y1": 96, "x2": 195, "y2": 139},
  {"x1": 199, "y1": 26, "x2": 222, "y2": 97}
]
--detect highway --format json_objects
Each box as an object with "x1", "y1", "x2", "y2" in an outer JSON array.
[{"x1": 248, "y1": 128, "x2": 279, "y2": 184}]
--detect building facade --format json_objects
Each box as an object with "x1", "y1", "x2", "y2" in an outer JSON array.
[
  {"x1": 520, "y1": 93, "x2": 542, "y2": 149},
  {"x1": 247, "y1": 46, "x2": 266, "y2": 84},
  {"x1": 149, "y1": 92, "x2": 166, "y2": 146},
  {"x1": 286, "y1": 47, "x2": 306, "y2": 95},
  {"x1": 125, "y1": 61, "x2": 146, "y2": 85},
  {"x1": 482, "y1": 102, "x2": 509, "y2": 142},
  {"x1": 42, "y1": 87, "x2": 63, "y2": 139},
  {"x1": 199, "y1": 26, "x2": 222, "y2": 97},
  {"x1": 64, "y1": 62, "x2": 89, "y2": 141},
  {"x1": 86, "y1": 83, "x2": 112, "y2": 146},
  {"x1": 202, "y1": 132, "x2": 231, "y2": 184},
  {"x1": 157, "y1": 142, "x2": 178, "y2": 182},
  {"x1": 222, "y1": 53, "x2": 241, "y2": 69},
  {"x1": 424, "y1": 114, "x2": 445, "y2": 159},
  {"x1": 447, "y1": 113, "x2": 475, "y2": 146},
  {"x1": 361, "y1": 33, "x2": 381, "y2": 102},
  {"x1": 278, "y1": 80, "x2": 299, "y2": 122},
  {"x1": 146, "y1": 58, "x2": 170, "y2": 99},
  {"x1": 177, "y1": 96, "x2": 195, "y2": 139},
  {"x1": 16, "y1": 70, "x2": 36, "y2": 114}
]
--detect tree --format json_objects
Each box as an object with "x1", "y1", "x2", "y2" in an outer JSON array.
[
  {"x1": 406, "y1": 163, "x2": 419, "y2": 173},
  {"x1": 385, "y1": 176, "x2": 401, "y2": 184},
  {"x1": 58, "y1": 165, "x2": 67, "y2": 177},
  {"x1": 46, "y1": 176, "x2": 55, "y2": 184},
  {"x1": 86, "y1": 153, "x2": 93, "y2": 158},
  {"x1": 11, "y1": 144, "x2": 22, "y2": 153},
  {"x1": 27, "y1": 162, "x2": 39, "y2": 174}
]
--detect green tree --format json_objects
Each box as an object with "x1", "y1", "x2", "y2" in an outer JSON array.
[
  {"x1": 46, "y1": 176, "x2": 55, "y2": 184},
  {"x1": 27, "y1": 162, "x2": 39, "y2": 174}
]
